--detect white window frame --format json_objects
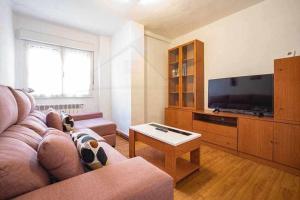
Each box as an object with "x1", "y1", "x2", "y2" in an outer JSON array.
[{"x1": 25, "y1": 41, "x2": 95, "y2": 98}]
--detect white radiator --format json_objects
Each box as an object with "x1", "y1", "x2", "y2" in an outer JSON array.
[{"x1": 35, "y1": 104, "x2": 85, "y2": 114}]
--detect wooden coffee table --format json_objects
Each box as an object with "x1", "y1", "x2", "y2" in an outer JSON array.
[{"x1": 129, "y1": 123, "x2": 202, "y2": 184}]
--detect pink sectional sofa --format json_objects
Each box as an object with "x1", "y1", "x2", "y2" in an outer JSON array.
[{"x1": 0, "y1": 85, "x2": 173, "y2": 200}]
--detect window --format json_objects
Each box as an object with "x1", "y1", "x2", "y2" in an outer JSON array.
[{"x1": 26, "y1": 42, "x2": 93, "y2": 97}]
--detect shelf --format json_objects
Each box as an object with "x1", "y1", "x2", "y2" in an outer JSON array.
[
  {"x1": 183, "y1": 58, "x2": 194, "y2": 62},
  {"x1": 170, "y1": 61, "x2": 179, "y2": 65},
  {"x1": 170, "y1": 76, "x2": 179, "y2": 79},
  {"x1": 182, "y1": 91, "x2": 194, "y2": 94},
  {"x1": 182, "y1": 74, "x2": 194, "y2": 77},
  {"x1": 169, "y1": 92, "x2": 179, "y2": 94},
  {"x1": 182, "y1": 106, "x2": 194, "y2": 109}
]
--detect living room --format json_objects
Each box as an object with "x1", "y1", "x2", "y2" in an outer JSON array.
[{"x1": 0, "y1": 0, "x2": 299, "y2": 199}]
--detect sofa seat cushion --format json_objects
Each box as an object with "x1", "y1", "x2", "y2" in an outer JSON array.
[
  {"x1": 0, "y1": 125, "x2": 42, "y2": 150},
  {"x1": 18, "y1": 116, "x2": 48, "y2": 136},
  {"x1": 100, "y1": 142, "x2": 127, "y2": 165},
  {"x1": 0, "y1": 137, "x2": 50, "y2": 199},
  {"x1": 74, "y1": 128, "x2": 106, "y2": 142},
  {"x1": 38, "y1": 130, "x2": 84, "y2": 181},
  {"x1": 74, "y1": 118, "x2": 116, "y2": 137}
]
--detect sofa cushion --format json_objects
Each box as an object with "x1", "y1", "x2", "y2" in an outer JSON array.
[
  {"x1": 46, "y1": 109, "x2": 63, "y2": 131},
  {"x1": 0, "y1": 86, "x2": 18, "y2": 133},
  {"x1": 75, "y1": 136, "x2": 108, "y2": 170},
  {"x1": 19, "y1": 116, "x2": 48, "y2": 136},
  {"x1": 74, "y1": 118, "x2": 116, "y2": 136},
  {"x1": 30, "y1": 110, "x2": 46, "y2": 124},
  {"x1": 9, "y1": 89, "x2": 32, "y2": 123},
  {"x1": 0, "y1": 125, "x2": 42, "y2": 150},
  {"x1": 61, "y1": 111, "x2": 75, "y2": 132},
  {"x1": 38, "y1": 130, "x2": 84, "y2": 180},
  {"x1": 0, "y1": 137, "x2": 50, "y2": 199},
  {"x1": 23, "y1": 91, "x2": 36, "y2": 113}
]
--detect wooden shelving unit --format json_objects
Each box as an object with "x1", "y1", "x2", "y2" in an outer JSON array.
[{"x1": 167, "y1": 40, "x2": 204, "y2": 110}]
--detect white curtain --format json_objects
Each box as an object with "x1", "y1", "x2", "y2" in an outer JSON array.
[
  {"x1": 63, "y1": 48, "x2": 93, "y2": 97},
  {"x1": 26, "y1": 42, "x2": 93, "y2": 97},
  {"x1": 27, "y1": 43, "x2": 63, "y2": 97}
]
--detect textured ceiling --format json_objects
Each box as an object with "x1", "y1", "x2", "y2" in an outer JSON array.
[{"x1": 11, "y1": 0, "x2": 264, "y2": 39}]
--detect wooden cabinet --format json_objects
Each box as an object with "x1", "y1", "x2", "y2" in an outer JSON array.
[
  {"x1": 165, "y1": 108, "x2": 178, "y2": 127},
  {"x1": 274, "y1": 56, "x2": 300, "y2": 123},
  {"x1": 274, "y1": 123, "x2": 300, "y2": 169},
  {"x1": 177, "y1": 110, "x2": 193, "y2": 131},
  {"x1": 165, "y1": 108, "x2": 193, "y2": 131},
  {"x1": 168, "y1": 40, "x2": 204, "y2": 110},
  {"x1": 238, "y1": 118, "x2": 274, "y2": 160}
]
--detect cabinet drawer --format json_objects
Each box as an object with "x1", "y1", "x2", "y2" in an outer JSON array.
[
  {"x1": 193, "y1": 120, "x2": 207, "y2": 131},
  {"x1": 201, "y1": 131, "x2": 237, "y2": 150},
  {"x1": 193, "y1": 120, "x2": 237, "y2": 139},
  {"x1": 205, "y1": 123, "x2": 237, "y2": 138}
]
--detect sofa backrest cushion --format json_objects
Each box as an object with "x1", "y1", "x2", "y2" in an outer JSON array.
[
  {"x1": 0, "y1": 86, "x2": 18, "y2": 134},
  {"x1": 23, "y1": 91, "x2": 36, "y2": 112},
  {"x1": 38, "y1": 129, "x2": 84, "y2": 180},
  {"x1": 30, "y1": 110, "x2": 47, "y2": 124},
  {"x1": 9, "y1": 88, "x2": 32, "y2": 123},
  {"x1": 0, "y1": 137, "x2": 50, "y2": 199},
  {"x1": 18, "y1": 116, "x2": 48, "y2": 136},
  {"x1": 0, "y1": 125, "x2": 42, "y2": 150}
]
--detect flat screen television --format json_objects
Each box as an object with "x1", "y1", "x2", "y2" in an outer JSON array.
[{"x1": 208, "y1": 74, "x2": 274, "y2": 116}]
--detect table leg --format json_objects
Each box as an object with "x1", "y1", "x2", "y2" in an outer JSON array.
[
  {"x1": 190, "y1": 148, "x2": 200, "y2": 167},
  {"x1": 129, "y1": 129, "x2": 135, "y2": 158},
  {"x1": 165, "y1": 152, "x2": 177, "y2": 183}
]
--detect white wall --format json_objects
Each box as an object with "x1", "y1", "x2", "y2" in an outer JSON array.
[
  {"x1": 14, "y1": 14, "x2": 112, "y2": 116},
  {"x1": 171, "y1": 0, "x2": 300, "y2": 108},
  {"x1": 111, "y1": 21, "x2": 144, "y2": 135},
  {"x1": 98, "y1": 36, "x2": 112, "y2": 120},
  {"x1": 0, "y1": 0, "x2": 15, "y2": 86},
  {"x1": 144, "y1": 35, "x2": 169, "y2": 123},
  {"x1": 130, "y1": 22, "x2": 145, "y2": 127}
]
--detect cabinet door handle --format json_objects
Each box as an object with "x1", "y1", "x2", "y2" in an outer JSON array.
[{"x1": 270, "y1": 140, "x2": 274, "y2": 144}]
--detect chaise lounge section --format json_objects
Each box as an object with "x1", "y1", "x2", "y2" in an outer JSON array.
[{"x1": 73, "y1": 112, "x2": 116, "y2": 147}]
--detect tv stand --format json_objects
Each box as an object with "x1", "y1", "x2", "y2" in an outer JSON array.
[
  {"x1": 212, "y1": 108, "x2": 220, "y2": 113},
  {"x1": 193, "y1": 111, "x2": 238, "y2": 150}
]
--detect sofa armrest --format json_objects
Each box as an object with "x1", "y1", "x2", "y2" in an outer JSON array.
[
  {"x1": 16, "y1": 157, "x2": 173, "y2": 200},
  {"x1": 72, "y1": 112, "x2": 103, "y2": 121}
]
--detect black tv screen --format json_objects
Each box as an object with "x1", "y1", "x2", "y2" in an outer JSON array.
[{"x1": 208, "y1": 74, "x2": 274, "y2": 115}]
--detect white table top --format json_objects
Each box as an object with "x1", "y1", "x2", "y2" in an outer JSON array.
[{"x1": 129, "y1": 123, "x2": 201, "y2": 146}]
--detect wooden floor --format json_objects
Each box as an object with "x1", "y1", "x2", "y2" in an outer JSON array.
[{"x1": 115, "y1": 135, "x2": 300, "y2": 200}]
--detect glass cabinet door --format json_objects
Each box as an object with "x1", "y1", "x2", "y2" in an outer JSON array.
[
  {"x1": 168, "y1": 48, "x2": 179, "y2": 107},
  {"x1": 181, "y1": 43, "x2": 195, "y2": 108}
]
